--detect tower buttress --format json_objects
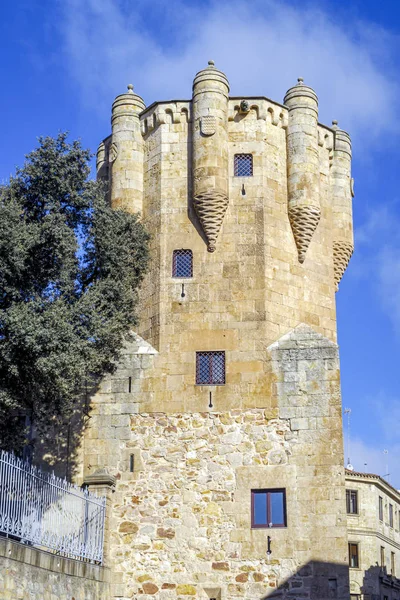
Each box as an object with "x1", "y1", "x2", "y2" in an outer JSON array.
[
  {"x1": 192, "y1": 60, "x2": 229, "y2": 252},
  {"x1": 284, "y1": 78, "x2": 321, "y2": 263},
  {"x1": 330, "y1": 121, "x2": 354, "y2": 289},
  {"x1": 110, "y1": 84, "x2": 145, "y2": 214}
]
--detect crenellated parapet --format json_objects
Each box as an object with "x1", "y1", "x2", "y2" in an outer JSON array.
[
  {"x1": 99, "y1": 65, "x2": 355, "y2": 298},
  {"x1": 140, "y1": 101, "x2": 191, "y2": 135}
]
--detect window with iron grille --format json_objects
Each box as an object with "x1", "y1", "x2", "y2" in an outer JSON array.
[
  {"x1": 251, "y1": 489, "x2": 287, "y2": 528},
  {"x1": 346, "y1": 490, "x2": 358, "y2": 514},
  {"x1": 196, "y1": 351, "x2": 225, "y2": 385},
  {"x1": 172, "y1": 249, "x2": 193, "y2": 277},
  {"x1": 234, "y1": 154, "x2": 253, "y2": 177}
]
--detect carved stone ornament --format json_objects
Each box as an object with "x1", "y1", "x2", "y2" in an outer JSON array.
[
  {"x1": 240, "y1": 99, "x2": 250, "y2": 113},
  {"x1": 193, "y1": 188, "x2": 229, "y2": 252},
  {"x1": 201, "y1": 116, "x2": 216, "y2": 136},
  {"x1": 333, "y1": 240, "x2": 354, "y2": 290},
  {"x1": 109, "y1": 142, "x2": 118, "y2": 163},
  {"x1": 288, "y1": 205, "x2": 321, "y2": 263}
]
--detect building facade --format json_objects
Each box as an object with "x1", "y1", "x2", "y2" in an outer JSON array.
[
  {"x1": 83, "y1": 61, "x2": 355, "y2": 599},
  {"x1": 346, "y1": 471, "x2": 400, "y2": 600}
]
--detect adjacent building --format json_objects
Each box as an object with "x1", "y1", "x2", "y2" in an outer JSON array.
[{"x1": 346, "y1": 470, "x2": 400, "y2": 600}]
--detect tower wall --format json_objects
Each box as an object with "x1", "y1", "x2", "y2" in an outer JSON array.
[{"x1": 88, "y1": 65, "x2": 355, "y2": 600}]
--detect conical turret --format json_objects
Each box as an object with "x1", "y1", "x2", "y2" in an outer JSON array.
[
  {"x1": 192, "y1": 60, "x2": 230, "y2": 252},
  {"x1": 284, "y1": 78, "x2": 321, "y2": 263}
]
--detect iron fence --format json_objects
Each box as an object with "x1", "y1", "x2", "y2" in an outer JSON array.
[{"x1": 0, "y1": 450, "x2": 106, "y2": 563}]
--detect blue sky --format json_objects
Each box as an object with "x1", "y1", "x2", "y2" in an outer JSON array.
[{"x1": 1, "y1": 0, "x2": 400, "y2": 486}]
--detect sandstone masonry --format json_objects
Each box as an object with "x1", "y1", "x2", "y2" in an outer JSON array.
[{"x1": 85, "y1": 61, "x2": 355, "y2": 600}]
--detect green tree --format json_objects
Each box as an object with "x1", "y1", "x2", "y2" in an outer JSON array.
[{"x1": 0, "y1": 133, "x2": 149, "y2": 454}]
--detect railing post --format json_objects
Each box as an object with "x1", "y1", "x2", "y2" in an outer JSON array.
[{"x1": 83, "y1": 469, "x2": 116, "y2": 567}]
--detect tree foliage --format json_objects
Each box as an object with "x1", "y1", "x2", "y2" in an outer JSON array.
[{"x1": 0, "y1": 133, "x2": 149, "y2": 452}]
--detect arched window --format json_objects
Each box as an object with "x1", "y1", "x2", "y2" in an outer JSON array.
[{"x1": 172, "y1": 249, "x2": 193, "y2": 277}]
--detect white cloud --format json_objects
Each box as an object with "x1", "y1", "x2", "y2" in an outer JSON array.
[
  {"x1": 355, "y1": 205, "x2": 400, "y2": 332},
  {"x1": 349, "y1": 436, "x2": 400, "y2": 490},
  {"x1": 60, "y1": 0, "x2": 399, "y2": 145}
]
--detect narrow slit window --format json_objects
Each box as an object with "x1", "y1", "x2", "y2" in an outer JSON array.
[
  {"x1": 234, "y1": 154, "x2": 253, "y2": 177},
  {"x1": 251, "y1": 489, "x2": 287, "y2": 528},
  {"x1": 196, "y1": 351, "x2": 225, "y2": 385},
  {"x1": 172, "y1": 249, "x2": 193, "y2": 278}
]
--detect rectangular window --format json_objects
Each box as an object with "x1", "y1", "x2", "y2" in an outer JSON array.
[
  {"x1": 389, "y1": 504, "x2": 393, "y2": 528},
  {"x1": 379, "y1": 496, "x2": 383, "y2": 521},
  {"x1": 391, "y1": 551, "x2": 395, "y2": 576},
  {"x1": 381, "y1": 546, "x2": 385, "y2": 568},
  {"x1": 172, "y1": 249, "x2": 193, "y2": 277},
  {"x1": 349, "y1": 543, "x2": 359, "y2": 568},
  {"x1": 346, "y1": 490, "x2": 358, "y2": 514},
  {"x1": 234, "y1": 154, "x2": 253, "y2": 177},
  {"x1": 196, "y1": 351, "x2": 225, "y2": 385},
  {"x1": 251, "y1": 489, "x2": 287, "y2": 528}
]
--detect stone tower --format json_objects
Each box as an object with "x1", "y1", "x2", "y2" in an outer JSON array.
[{"x1": 85, "y1": 62, "x2": 354, "y2": 600}]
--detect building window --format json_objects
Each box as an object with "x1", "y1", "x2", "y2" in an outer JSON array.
[
  {"x1": 379, "y1": 496, "x2": 383, "y2": 521},
  {"x1": 172, "y1": 249, "x2": 193, "y2": 278},
  {"x1": 349, "y1": 543, "x2": 359, "y2": 568},
  {"x1": 391, "y1": 552, "x2": 396, "y2": 576},
  {"x1": 389, "y1": 504, "x2": 394, "y2": 528},
  {"x1": 346, "y1": 490, "x2": 358, "y2": 514},
  {"x1": 234, "y1": 154, "x2": 253, "y2": 177},
  {"x1": 251, "y1": 489, "x2": 287, "y2": 528},
  {"x1": 381, "y1": 546, "x2": 385, "y2": 568},
  {"x1": 196, "y1": 351, "x2": 225, "y2": 385}
]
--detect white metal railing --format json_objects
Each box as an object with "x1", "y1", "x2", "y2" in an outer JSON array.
[{"x1": 0, "y1": 450, "x2": 106, "y2": 563}]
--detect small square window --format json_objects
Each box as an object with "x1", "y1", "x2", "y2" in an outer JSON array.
[
  {"x1": 346, "y1": 490, "x2": 358, "y2": 514},
  {"x1": 251, "y1": 489, "x2": 287, "y2": 528},
  {"x1": 234, "y1": 154, "x2": 253, "y2": 177},
  {"x1": 196, "y1": 351, "x2": 225, "y2": 385},
  {"x1": 172, "y1": 249, "x2": 193, "y2": 277},
  {"x1": 349, "y1": 543, "x2": 359, "y2": 568}
]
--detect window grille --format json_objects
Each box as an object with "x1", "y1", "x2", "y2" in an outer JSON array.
[
  {"x1": 251, "y1": 489, "x2": 287, "y2": 528},
  {"x1": 234, "y1": 154, "x2": 253, "y2": 177},
  {"x1": 172, "y1": 249, "x2": 193, "y2": 278},
  {"x1": 196, "y1": 351, "x2": 225, "y2": 385}
]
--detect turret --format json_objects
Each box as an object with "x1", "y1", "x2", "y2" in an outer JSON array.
[
  {"x1": 192, "y1": 60, "x2": 229, "y2": 252},
  {"x1": 284, "y1": 78, "x2": 321, "y2": 263},
  {"x1": 110, "y1": 84, "x2": 145, "y2": 214},
  {"x1": 330, "y1": 121, "x2": 354, "y2": 289}
]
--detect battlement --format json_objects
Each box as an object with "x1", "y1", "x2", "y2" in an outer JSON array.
[{"x1": 97, "y1": 62, "x2": 354, "y2": 361}]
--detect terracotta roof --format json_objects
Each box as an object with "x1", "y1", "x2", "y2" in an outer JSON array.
[{"x1": 345, "y1": 469, "x2": 400, "y2": 498}]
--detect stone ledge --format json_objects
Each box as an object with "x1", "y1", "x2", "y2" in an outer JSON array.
[{"x1": 0, "y1": 537, "x2": 110, "y2": 582}]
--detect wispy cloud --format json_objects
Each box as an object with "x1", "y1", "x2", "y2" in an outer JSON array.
[
  {"x1": 355, "y1": 204, "x2": 400, "y2": 332},
  {"x1": 60, "y1": 0, "x2": 399, "y2": 144},
  {"x1": 350, "y1": 436, "x2": 400, "y2": 489}
]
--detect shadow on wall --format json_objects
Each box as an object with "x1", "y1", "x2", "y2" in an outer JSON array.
[
  {"x1": 255, "y1": 560, "x2": 350, "y2": 600},
  {"x1": 356, "y1": 564, "x2": 400, "y2": 600},
  {"x1": 31, "y1": 377, "x2": 100, "y2": 481}
]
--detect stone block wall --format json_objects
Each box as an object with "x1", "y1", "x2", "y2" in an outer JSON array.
[{"x1": 0, "y1": 538, "x2": 109, "y2": 600}]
